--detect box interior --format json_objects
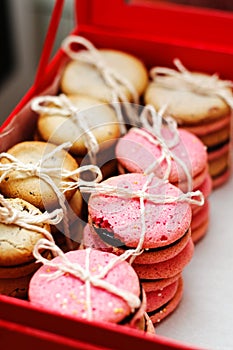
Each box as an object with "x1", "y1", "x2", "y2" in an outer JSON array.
[{"x1": 1, "y1": 0, "x2": 233, "y2": 349}]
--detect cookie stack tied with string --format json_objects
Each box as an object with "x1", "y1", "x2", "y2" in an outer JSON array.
[
  {"x1": 0, "y1": 140, "x2": 95, "y2": 252},
  {"x1": 144, "y1": 59, "x2": 233, "y2": 188},
  {"x1": 31, "y1": 93, "x2": 121, "y2": 180},
  {"x1": 60, "y1": 35, "x2": 148, "y2": 130},
  {"x1": 116, "y1": 105, "x2": 211, "y2": 243},
  {"x1": 81, "y1": 171, "x2": 204, "y2": 324},
  {"x1": 29, "y1": 239, "x2": 154, "y2": 334},
  {"x1": 0, "y1": 193, "x2": 62, "y2": 298}
]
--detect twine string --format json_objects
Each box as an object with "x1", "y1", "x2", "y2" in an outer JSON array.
[
  {"x1": 0, "y1": 193, "x2": 63, "y2": 245},
  {"x1": 62, "y1": 35, "x2": 141, "y2": 132},
  {"x1": 150, "y1": 58, "x2": 233, "y2": 108},
  {"x1": 31, "y1": 94, "x2": 99, "y2": 165},
  {"x1": 136, "y1": 104, "x2": 193, "y2": 191},
  {"x1": 33, "y1": 240, "x2": 141, "y2": 320},
  {"x1": 0, "y1": 142, "x2": 103, "y2": 250},
  {"x1": 79, "y1": 181, "x2": 204, "y2": 206}
]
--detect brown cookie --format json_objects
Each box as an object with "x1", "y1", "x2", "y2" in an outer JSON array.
[
  {"x1": 0, "y1": 141, "x2": 78, "y2": 210},
  {"x1": 0, "y1": 197, "x2": 50, "y2": 266},
  {"x1": 60, "y1": 49, "x2": 148, "y2": 102},
  {"x1": 37, "y1": 95, "x2": 121, "y2": 157}
]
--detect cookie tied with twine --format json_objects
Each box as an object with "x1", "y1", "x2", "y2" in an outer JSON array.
[
  {"x1": 0, "y1": 194, "x2": 64, "y2": 264},
  {"x1": 61, "y1": 35, "x2": 146, "y2": 132},
  {"x1": 31, "y1": 94, "x2": 100, "y2": 165},
  {"x1": 150, "y1": 58, "x2": 233, "y2": 109},
  {"x1": 31, "y1": 242, "x2": 143, "y2": 323},
  {"x1": 0, "y1": 194, "x2": 62, "y2": 242},
  {"x1": 137, "y1": 104, "x2": 193, "y2": 191},
  {"x1": 76, "y1": 172, "x2": 204, "y2": 262},
  {"x1": 0, "y1": 141, "x2": 103, "y2": 250}
]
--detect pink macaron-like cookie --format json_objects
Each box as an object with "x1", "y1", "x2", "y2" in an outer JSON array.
[
  {"x1": 191, "y1": 200, "x2": 210, "y2": 243},
  {"x1": 88, "y1": 173, "x2": 192, "y2": 250},
  {"x1": 116, "y1": 128, "x2": 208, "y2": 192},
  {"x1": 83, "y1": 222, "x2": 192, "y2": 266},
  {"x1": 192, "y1": 173, "x2": 212, "y2": 214},
  {"x1": 133, "y1": 238, "x2": 194, "y2": 280},
  {"x1": 29, "y1": 248, "x2": 145, "y2": 328},
  {"x1": 146, "y1": 278, "x2": 183, "y2": 325},
  {"x1": 148, "y1": 277, "x2": 184, "y2": 325}
]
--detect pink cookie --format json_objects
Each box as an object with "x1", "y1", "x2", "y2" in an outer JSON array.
[
  {"x1": 193, "y1": 173, "x2": 212, "y2": 196},
  {"x1": 191, "y1": 200, "x2": 209, "y2": 243},
  {"x1": 141, "y1": 273, "x2": 181, "y2": 293},
  {"x1": 146, "y1": 280, "x2": 178, "y2": 313},
  {"x1": 133, "y1": 239, "x2": 194, "y2": 280},
  {"x1": 207, "y1": 142, "x2": 230, "y2": 163},
  {"x1": 191, "y1": 200, "x2": 209, "y2": 232},
  {"x1": 88, "y1": 173, "x2": 192, "y2": 249},
  {"x1": 191, "y1": 221, "x2": 209, "y2": 244},
  {"x1": 184, "y1": 114, "x2": 231, "y2": 137},
  {"x1": 83, "y1": 223, "x2": 191, "y2": 265},
  {"x1": 192, "y1": 174, "x2": 212, "y2": 215},
  {"x1": 116, "y1": 128, "x2": 207, "y2": 191},
  {"x1": 207, "y1": 142, "x2": 231, "y2": 188},
  {"x1": 29, "y1": 249, "x2": 145, "y2": 326},
  {"x1": 149, "y1": 277, "x2": 184, "y2": 325},
  {"x1": 212, "y1": 168, "x2": 231, "y2": 189}
]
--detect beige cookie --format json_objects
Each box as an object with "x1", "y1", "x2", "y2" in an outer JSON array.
[
  {"x1": 60, "y1": 49, "x2": 148, "y2": 102},
  {"x1": 37, "y1": 95, "x2": 121, "y2": 156},
  {"x1": 0, "y1": 141, "x2": 78, "y2": 210},
  {"x1": 144, "y1": 74, "x2": 231, "y2": 125},
  {"x1": 0, "y1": 198, "x2": 50, "y2": 266}
]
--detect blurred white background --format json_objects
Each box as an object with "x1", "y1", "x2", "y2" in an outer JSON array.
[{"x1": 0, "y1": 0, "x2": 73, "y2": 125}]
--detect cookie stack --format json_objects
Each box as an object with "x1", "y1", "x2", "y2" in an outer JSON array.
[
  {"x1": 116, "y1": 125, "x2": 211, "y2": 243},
  {"x1": 0, "y1": 141, "x2": 83, "y2": 251},
  {"x1": 32, "y1": 94, "x2": 121, "y2": 179},
  {"x1": 29, "y1": 246, "x2": 153, "y2": 333},
  {"x1": 84, "y1": 173, "x2": 197, "y2": 324},
  {"x1": 144, "y1": 60, "x2": 233, "y2": 188},
  {"x1": 0, "y1": 197, "x2": 52, "y2": 298},
  {"x1": 60, "y1": 37, "x2": 148, "y2": 104}
]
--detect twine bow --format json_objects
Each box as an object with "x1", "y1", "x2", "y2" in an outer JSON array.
[
  {"x1": 0, "y1": 142, "x2": 103, "y2": 249},
  {"x1": 133, "y1": 104, "x2": 193, "y2": 191},
  {"x1": 33, "y1": 240, "x2": 141, "y2": 320},
  {"x1": 150, "y1": 58, "x2": 233, "y2": 108},
  {"x1": 62, "y1": 35, "x2": 140, "y2": 132},
  {"x1": 31, "y1": 94, "x2": 99, "y2": 164},
  {"x1": 0, "y1": 193, "x2": 62, "y2": 245}
]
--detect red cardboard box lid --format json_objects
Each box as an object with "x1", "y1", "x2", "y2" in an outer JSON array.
[{"x1": 75, "y1": 0, "x2": 233, "y2": 53}]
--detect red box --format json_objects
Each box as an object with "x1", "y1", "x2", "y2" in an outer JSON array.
[{"x1": 1, "y1": 0, "x2": 233, "y2": 349}]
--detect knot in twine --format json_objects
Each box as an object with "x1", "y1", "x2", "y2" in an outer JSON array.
[
  {"x1": 80, "y1": 172, "x2": 204, "y2": 264},
  {"x1": 31, "y1": 94, "x2": 99, "y2": 165},
  {"x1": 134, "y1": 104, "x2": 193, "y2": 192},
  {"x1": 33, "y1": 240, "x2": 141, "y2": 320},
  {"x1": 0, "y1": 142, "x2": 103, "y2": 250},
  {"x1": 62, "y1": 35, "x2": 140, "y2": 133},
  {"x1": 150, "y1": 58, "x2": 233, "y2": 108},
  {"x1": 0, "y1": 193, "x2": 63, "y2": 245}
]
